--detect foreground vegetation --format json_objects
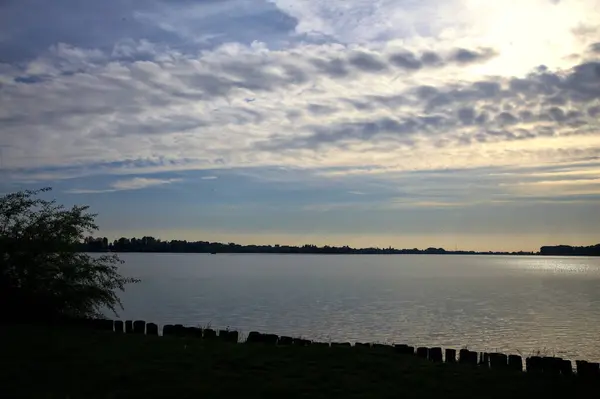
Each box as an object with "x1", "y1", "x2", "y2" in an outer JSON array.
[
  {"x1": 1, "y1": 188, "x2": 138, "y2": 321},
  {"x1": 1, "y1": 324, "x2": 599, "y2": 398}
]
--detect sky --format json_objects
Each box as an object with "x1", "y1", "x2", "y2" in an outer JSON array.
[{"x1": 1, "y1": 0, "x2": 600, "y2": 251}]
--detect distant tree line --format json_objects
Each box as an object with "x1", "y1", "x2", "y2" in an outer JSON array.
[
  {"x1": 78, "y1": 236, "x2": 538, "y2": 255},
  {"x1": 539, "y1": 244, "x2": 600, "y2": 256}
]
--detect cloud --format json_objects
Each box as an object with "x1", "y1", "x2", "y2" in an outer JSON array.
[
  {"x1": 449, "y1": 47, "x2": 497, "y2": 64},
  {"x1": 348, "y1": 51, "x2": 388, "y2": 72},
  {"x1": 0, "y1": 0, "x2": 599, "y2": 203},
  {"x1": 0, "y1": 38, "x2": 507, "y2": 173},
  {"x1": 0, "y1": 0, "x2": 298, "y2": 63},
  {"x1": 67, "y1": 177, "x2": 182, "y2": 194}
]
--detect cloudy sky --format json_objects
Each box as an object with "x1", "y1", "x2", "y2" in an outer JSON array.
[{"x1": 1, "y1": 0, "x2": 600, "y2": 251}]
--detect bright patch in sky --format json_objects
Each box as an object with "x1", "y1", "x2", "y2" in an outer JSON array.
[{"x1": 1, "y1": 0, "x2": 599, "y2": 250}]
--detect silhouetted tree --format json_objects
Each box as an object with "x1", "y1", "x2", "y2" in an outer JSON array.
[{"x1": 0, "y1": 188, "x2": 139, "y2": 321}]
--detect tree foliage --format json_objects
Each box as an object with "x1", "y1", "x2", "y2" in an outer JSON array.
[{"x1": 0, "y1": 188, "x2": 139, "y2": 320}]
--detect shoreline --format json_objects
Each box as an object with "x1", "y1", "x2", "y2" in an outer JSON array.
[
  {"x1": 4, "y1": 321, "x2": 600, "y2": 398},
  {"x1": 36, "y1": 317, "x2": 600, "y2": 374}
]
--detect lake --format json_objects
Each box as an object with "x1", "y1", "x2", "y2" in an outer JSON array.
[{"x1": 114, "y1": 253, "x2": 600, "y2": 361}]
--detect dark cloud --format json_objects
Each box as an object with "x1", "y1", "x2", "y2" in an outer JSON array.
[
  {"x1": 258, "y1": 115, "x2": 455, "y2": 151},
  {"x1": 589, "y1": 43, "x2": 600, "y2": 54},
  {"x1": 420, "y1": 51, "x2": 443, "y2": 67},
  {"x1": 519, "y1": 110, "x2": 535, "y2": 122},
  {"x1": 369, "y1": 95, "x2": 405, "y2": 109},
  {"x1": 496, "y1": 112, "x2": 519, "y2": 125},
  {"x1": 544, "y1": 94, "x2": 567, "y2": 105},
  {"x1": 548, "y1": 107, "x2": 567, "y2": 122},
  {"x1": 388, "y1": 47, "x2": 497, "y2": 71},
  {"x1": 258, "y1": 58, "x2": 600, "y2": 153},
  {"x1": 307, "y1": 104, "x2": 337, "y2": 115},
  {"x1": 388, "y1": 51, "x2": 422, "y2": 70},
  {"x1": 475, "y1": 112, "x2": 490, "y2": 125},
  {"x1": 415, "y1": 85, "x2": 439, "y2": 100},
  {"x1": 403, "y1": 60, "x2": 600, "y2": 117},
  {"x1": 286, "y1": 110, "x2": 303, "y2": 121},
  {"x1": 347, "y1": 51, "x2": 388, "y2": 72},
  {"x1": 115, "y1": 116, "x2": 209, "y2": 137},
  {"x1": 310, "y1": 57, "x2": 350, "y2": 78},
  {"x1": 457, "y1": 107, "x2": 476, "y2": 125},
  {"x1": 449, "y1": 48, "x2": 496, "y2": 64},
  {"x1": 588, "y1": 105, "x2": 600, "y2": 117},
  {"x1": 563, "y1": 62, "x2": 600, "y2": 102},
  {"x1": 344, "y1": 99, "x2": 373, "y2": 111},
  {"x1": 343, "y1": 96, "x2": 405, "y2": 111},
  {"x1": 474, "y1": 81, "x2": 502, "y2": 98}
]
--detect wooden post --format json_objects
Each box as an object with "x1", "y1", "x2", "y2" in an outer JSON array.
[
  {"x1": 133, "y1": 320, "x2": 145, "y2": 334},
  {"x1": 331, "y1": 342, "x2": 351, "y2": 348},
  {"x1": 480, "y1": 352, "x2": 490, "y2": 368},
  {"x1": 292, "y1": 338, "x2": 311, "y2": 347},
  {"x1": 163, "y1": 325, "x2": 174, "y2": 336},
  {"x1": 416, "y1": 347, "x2": 429, "y2": 359},
  {"x1": 125, "y1": 320, "x2": 133, "y2": 334},
  {"x1": 114, "y1": 320, "x2": 124, "y2": 333},
  {"x1": 146, "y1": 323, "x2": 159, "y2": 336},
  {"x1": 429, "y1": 347, "x2": 443, "y2": 362},
  {"x1": 204, "y1": 328, "x2": 217, "y2": 340},
  {"x1": 489, "y1": 353, "x2": 508, "y2": 369},
  {"x1": 584, "y1": 362, "x2": 600, "y2": 377},
  {"x1": 372, "y1": 343, "x2": 393, "y2": 352},
  {"x1": 542, "y1": 357, "x2": 561, "y2": 375},
  {"x1": 173, "y1": 324, "x2": 185, "y2": 337},
  {"x1": 576, "y1": 360, "x2": 589, "y2": 377},
  {"x1": 263, "y1": 334, "x2": 278, "y2": 345},
  {"x1": 445, "y1": 349, "x2": 456, "y2": 363},
  {"x1": 526, "y1": 356, "x2": 543, "y2": 373},
  {"x1": 218, "y1": 329, "x2": 237, "y2": 342},
  {"x1": 459, "y1": 349, "x2": 478, "y2": 365},
  {"x1": 560, "y1": 360, "x2": 573, "y2": 376},
  {"x1": 508, "y1": 355, "x2": 523, "y2": 371},
  {"x1": 247, "y1": 331, "x2": 261, "y2": 344},
  {"x1": 186, "y1": 327, "x2": 202, "y2": 338}
]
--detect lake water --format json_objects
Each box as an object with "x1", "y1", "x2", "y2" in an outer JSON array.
[{"x1": 114, "y1": 254, "x2": 600, "y2": 361}]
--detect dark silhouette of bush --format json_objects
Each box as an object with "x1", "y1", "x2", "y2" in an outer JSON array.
[{"x1": 0, "y1": 188, "x2": 138, "y2": 321}]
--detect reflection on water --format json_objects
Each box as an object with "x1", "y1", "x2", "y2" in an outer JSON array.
[{"x1": 114, "y1": 254, "x2": 600, "y2": 361}]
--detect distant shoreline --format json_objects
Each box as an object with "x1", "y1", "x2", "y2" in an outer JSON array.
[
  {"x1": 79, "y1": 237, "x2": 600, "y2": 256},
  {"x1": 90, "y1": 250, "x2": 541, "y2": 256}
]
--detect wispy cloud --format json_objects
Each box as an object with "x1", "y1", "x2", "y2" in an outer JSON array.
[{"x1": 67, "y1": 177, "x2": 182, "y2": 194}]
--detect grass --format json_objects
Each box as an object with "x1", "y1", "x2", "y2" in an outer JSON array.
[{"x1": 0, "y1": 324, "x2": 598, "y2": 398}]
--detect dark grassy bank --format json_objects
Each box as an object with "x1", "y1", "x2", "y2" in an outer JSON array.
[{"x1": 1, "y1": 324, "x2": 599, "y2": 398}]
